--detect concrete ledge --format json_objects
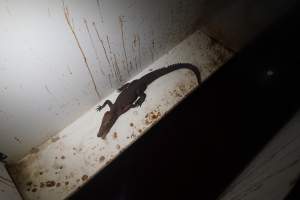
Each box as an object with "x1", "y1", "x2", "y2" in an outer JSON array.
[{"x1": 8, "y1": 30, "x2": 233, "y2": 200}]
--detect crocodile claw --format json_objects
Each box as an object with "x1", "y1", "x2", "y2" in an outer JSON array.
[{"x1": 96, "y1": 105, "x2": 102, "y2": 112}]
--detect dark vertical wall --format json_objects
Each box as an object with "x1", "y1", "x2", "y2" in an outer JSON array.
[{"x1": 203, "y1": 0, "x2": 298, "y2": 50}]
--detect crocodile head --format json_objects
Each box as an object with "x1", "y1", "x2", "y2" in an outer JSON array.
[{"x1": 97, "y1": 111, "x2": 118, "y2": 139}]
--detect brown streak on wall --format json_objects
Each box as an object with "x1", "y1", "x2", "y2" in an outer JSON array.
[
  {"x1": 113, "y1": 54, "x2": 122, "y2": 82},
  {"x1": 62, "y1": 3, "x2": 101, "y2": 99},
  {"x1": 136, "y1": 34, "x2": 142, "y2": 69},
  {"x1": 84, "y1": 19, "x2": 105, "y2": 76},
  {"x1": 119, "y1": 16, "x2": 129, "y2": 75},
  {"x1": 93, "y1": 23, "x2": 111, "y2": 67},
  {"x1": 106, "y1": 36, "x2": 112, "y2": 54}
]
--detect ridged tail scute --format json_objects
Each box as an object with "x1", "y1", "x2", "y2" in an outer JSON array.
[
  {"x1": 143, "y1": 63, "x2": 202, "y2": 86},
  {"x1": 165, "y1": 63, "x2": 201, "y2": 84}
]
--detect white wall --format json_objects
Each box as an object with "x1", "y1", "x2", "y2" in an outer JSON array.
[{"x1": 0, "y1": 0, "x2": 207, "y2": 162}]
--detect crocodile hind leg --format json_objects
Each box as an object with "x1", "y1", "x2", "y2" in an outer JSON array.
[
  {"x1": 96, "y1": 100, "x2": 113, "y2": 112},
  {"x1": 131, "y1": 92, "x2": 146, "y2": 108}
]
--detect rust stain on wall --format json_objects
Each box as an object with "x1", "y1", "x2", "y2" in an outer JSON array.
[
  {"x1": 93, "y1": 23, "x2": 110, "y2": 66},
  {"x1": 92, "y1": 23, "x2": 117, "y2": 84},
  {"x1": 137, "y1": 34, "x2": 142, "y2": 69},
  {"x1": 119, "y1": 16, "x2": 130, "y2": 75},
  {"x1": 108, "y1": 74, "x2": 113, "y2": 88},
  {"x1": 105, "y1": 36, "x2": 120, "y2": 82},
  {"x1": 62, "y1": 3, "x2": 101, "y2": 99},
  {"x1": 106, "y1": 36, "x2": 112, "y2": 54},
  {"x1": 84, "y1": 19, "x2": 105, "y2": 76},
  {"x1": 152, "y1": 38, "x2": 155, "y2": 61},
  {"x1": 129, "y1": 61, "x2": 134, "y2": 71},
  {"x1": 150, "y1": 48, "x2": 154, "y2": 62},
  {"x1": 113, "y1": 53, "x2": 122, "y2": 82},
  {"x1": 134, "y1": 56, "x2": 138, "y2": 70},
  {"x1": 133, "y1": 34, "x2": 137, "y2": 49},
  {"x1": 131, "y1": 35, "x2": 139, "y2": 71},
  {"x1": 122, "y1": 60, "x2": 129, "y2": 75}
]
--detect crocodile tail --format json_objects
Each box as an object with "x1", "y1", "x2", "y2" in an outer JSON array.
[{"x1": 166, "y1": 63, "x2": 201, "y2": 84}]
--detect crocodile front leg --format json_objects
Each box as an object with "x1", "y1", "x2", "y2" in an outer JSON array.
[
  {"x1": 96, "y1": 100, "x2": 113, "y2": 112},
  {"x1": 131, "y1": 92, "x2": 146, "y2": 108}
]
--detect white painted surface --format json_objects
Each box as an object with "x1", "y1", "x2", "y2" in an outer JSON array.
[
  {"x1": 219, "y1": 111, "x2": 300, "y2": 200},
  {"x1": 0, "y1": 163, "x2": 22, "y2": 200},
  {"x1": 0, "y1": 0, "x2": 212, "y2": 162},
  {"x1": 8, "y1": 30, "x2": 233, "y2": 200}
]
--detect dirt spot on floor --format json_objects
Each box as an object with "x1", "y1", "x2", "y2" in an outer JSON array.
[
  {"x1": 145, "y1": 109, "x2": 161, "y2": 125},
  {"x1": 81, "y1": 175, "x2": 89, "y2": 182},
  {"x1": 168, "y1": 83, "x2": 191, "y2": 98},
  {"x1": 99, "y1": 156, "x2": 105, "y2": 163},
  {"x1": 46, "y1": 181, "x2": 56, "y2": 187},
  {"x1": 40, "y1": 182, "x2": 45, "y2": 188},
  {"x1": 112, "y1": 132, "x2": 118, "y2": 139},
  {"x1": 26, "y1": 181, "x2": 33, "y2": 186}
]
